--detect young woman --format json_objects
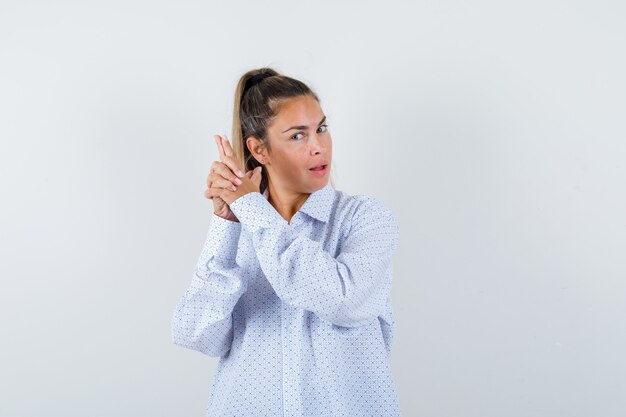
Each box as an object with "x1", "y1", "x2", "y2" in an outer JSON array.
[{"x1": 171, "y1": 67, "x2": 402, "y2": 416}]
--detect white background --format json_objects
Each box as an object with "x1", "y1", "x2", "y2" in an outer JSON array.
[{"x1": 1, "y1": 1, "x2": 625, "y2": 416}]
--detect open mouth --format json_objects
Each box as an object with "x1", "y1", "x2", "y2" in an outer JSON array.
[{"x1": 309, "y1": 164, "x2": 327, "y2": 171}]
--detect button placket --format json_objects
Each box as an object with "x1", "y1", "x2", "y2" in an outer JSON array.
[
  {"x1": 280, "y1": 300, "x2": 287, "y2": 416},
  {"x1": 281, "y1": 301, "x2": 303, "y2": 416}
]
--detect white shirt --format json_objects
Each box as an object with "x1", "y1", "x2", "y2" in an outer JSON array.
[{"x1": 171, "y1": 182, "x2": 402, "y2": 416}]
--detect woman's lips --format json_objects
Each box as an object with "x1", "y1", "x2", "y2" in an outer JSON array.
[{"x1": 309, "y1": 164, "x2": 328, "y2": 174}]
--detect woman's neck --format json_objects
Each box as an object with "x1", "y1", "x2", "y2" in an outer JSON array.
[{"x1": 266, "y1": 184, "x2": 310, "y2": 224}]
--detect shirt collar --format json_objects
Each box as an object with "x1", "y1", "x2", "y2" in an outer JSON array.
[{"x1": 262, "y1": 182, "x2": 336, "y2": 223}]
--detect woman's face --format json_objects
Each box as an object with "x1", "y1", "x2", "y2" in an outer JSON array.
[{"x1": 252, "y1": 94, "x2": 332, "y2": 193}]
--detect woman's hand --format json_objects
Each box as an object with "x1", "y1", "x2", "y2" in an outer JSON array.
[{"x1": 204, "y1": 134, "x2": 262, "y2": 221}]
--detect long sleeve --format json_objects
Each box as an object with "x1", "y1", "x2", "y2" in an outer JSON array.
[
  {"x1": 171, "y1": 213, "x2": 247, "y2": 357},
  {"x1": 228, "y1": 191, "x2": 399, "y2": 328}
]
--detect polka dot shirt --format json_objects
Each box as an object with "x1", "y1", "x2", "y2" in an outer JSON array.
[{"x1": 171, "y1": 182, "x2": 402, "y2": 416}]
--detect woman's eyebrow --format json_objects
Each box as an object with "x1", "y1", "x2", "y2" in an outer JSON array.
[{"x1": 282, "y1": 115, "x2": 326, "y2": 133}]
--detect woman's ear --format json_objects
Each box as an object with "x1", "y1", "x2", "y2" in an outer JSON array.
[{"x1": 246, "y1": 135, "x2": 267, "y2": 165}]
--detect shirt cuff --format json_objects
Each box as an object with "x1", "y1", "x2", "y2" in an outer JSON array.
[
  {"x1": 229, "y1": 191, "x2": 287, "y2": 233},
  {"x1": 203, "y1": 213, "x2": 242, "y2": 262}
]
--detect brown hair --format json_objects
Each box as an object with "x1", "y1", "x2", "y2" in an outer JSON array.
[{"x1": 230, "y1": 67, "x2": 335, "y2": 195}]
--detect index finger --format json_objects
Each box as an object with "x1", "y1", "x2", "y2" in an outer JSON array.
[
  {"x1": 214, "y1": 134, "x2": 226, "y2": 159},
  {"x1": 220, "y1": 134, "x2": 235, "y2": 157},
  {"x1": 214, "y1": 134, "x2": 244, "y2": 178}
]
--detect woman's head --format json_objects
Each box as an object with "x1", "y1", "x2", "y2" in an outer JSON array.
[{"x1": 230, "y1": 67, "x2": 333, "y2": 196}]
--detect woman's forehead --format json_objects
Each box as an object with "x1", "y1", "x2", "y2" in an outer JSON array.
[{"x1": 274, "y1": 96, "x2": 324, "y2": 127}]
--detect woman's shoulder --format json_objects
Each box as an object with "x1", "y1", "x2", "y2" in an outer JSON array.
[
  {"x1": 330, "y1": 188, "x2": 399, "y2": 251},
  {"x1": 332, "y1": 188, "x2": 397, "y2": 229},
  {"x1": 334, "y1": 187, "x2": 395, "y2": 214}
]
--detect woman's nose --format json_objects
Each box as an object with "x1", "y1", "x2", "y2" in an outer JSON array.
[{"x1": 310, "y1": 134, "x2": 325, "y2": 153}]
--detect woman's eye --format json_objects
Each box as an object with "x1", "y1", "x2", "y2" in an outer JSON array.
[{"x1": 292, "y1": 125, "x2": 328, "y2": 141}]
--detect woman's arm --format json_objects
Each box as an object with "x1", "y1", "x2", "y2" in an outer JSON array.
[
  {"x1": 229, "y1": 192, "x2": 399, "y2": 329},
  {"x1": 170, "y1": 213, "x2": 246, "y2": 357}
]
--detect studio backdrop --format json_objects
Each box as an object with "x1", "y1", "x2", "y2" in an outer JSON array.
[{"x1": 1, "y1": 0, "x2": 624, "y2": 416}]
